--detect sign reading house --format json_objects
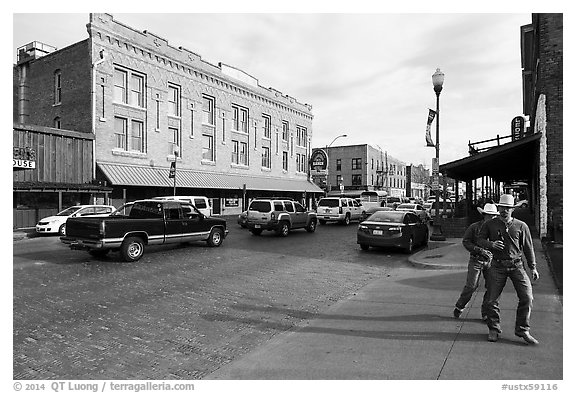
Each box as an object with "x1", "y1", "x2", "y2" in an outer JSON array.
[
  {"x1": 310, "y1": 149, "x2": 328, "y2": 171},
  {"x1": 13, "y1": 146, "x2": 36, "y2": 169}
]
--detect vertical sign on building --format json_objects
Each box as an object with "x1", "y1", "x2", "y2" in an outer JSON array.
[{"x1": 511, "y1": 116, "x2": 525, "y2": 141}]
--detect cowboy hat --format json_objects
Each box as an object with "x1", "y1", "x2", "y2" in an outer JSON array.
[
  {"x1": 496, "y1": 194, "x2": 516, "y2": 208},
  {"x1": 477, "y1": 203, "x2": 499, "y2": 215}
]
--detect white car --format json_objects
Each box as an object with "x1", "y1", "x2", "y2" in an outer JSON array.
[
  {"x1": 35, "y1": 205, "x2": 115, "y2": 236},
  {"x1": 153, "y1": 196, "x2": 212, "y2": 216},
  {"x1": 316, "y1": 197, "x2": 366, "y2": 225},
  {"x1": 395, "y1": 203, "x2": 430, "y2": 222}
]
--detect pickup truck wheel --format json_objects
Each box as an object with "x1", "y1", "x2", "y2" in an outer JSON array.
[
  {"x1": 276, "y1": 221, "x2": 290, "y2": 237},
  {"x1": 59, "y1": 223, "x2": 66, "y2": 236},
  {"x1": 207, "y1": 228, "x2": 224, "y2": 247},
  {"x1": 88, "y1": 249, "x2": 110, "y2": 257},
  {"x1": 342, "y1": 214, "x2": 350, "y2": 226},
  {"x1": 305, "y1": 219, "x2": 317, "y2": 233},
  {"x1": 120, "y1": 236, "x2": 145, "y2": 262}
]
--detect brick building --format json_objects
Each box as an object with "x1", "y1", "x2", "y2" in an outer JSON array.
[
  {"x1": 313, "y1": 144, "x2": 408, "y2": 198},
  {"x1": 521, "y1": 13, "x2": 563, "y2": 240},
  {"x1": 13, "y1": 13, "x2": 322, "y2": 221}
]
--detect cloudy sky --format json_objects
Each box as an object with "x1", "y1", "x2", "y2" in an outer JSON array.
[{"x1": 12, "y1": 9, "x2": 534, "y2": 168}]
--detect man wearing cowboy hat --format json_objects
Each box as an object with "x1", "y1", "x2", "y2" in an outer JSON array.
[
  {"x1": 453, "y1": 203, "x2": 499, "y2": 320},
  {"x1": 477, "y1": 194, "x2": 540, "y2": 345}
]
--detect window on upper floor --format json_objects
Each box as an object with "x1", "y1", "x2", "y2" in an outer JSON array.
[
  {"x1": 232, "y1": 140, "x2": 239, "y2": 164},
  {"x1": 168, "y1": 83, "x2": 180, "y2": 117},
  {"x1": 114, "y1": 117, "x2": 127, "y2": 150},
  {"x1": 131, "y1": 74, "x2": 144, "y2": 107},
  {"x1": 262, "y1": 146, "x2": 271, "y2": 169},
  {"x1": 262, "y1": 114, "x2": 272, "y2": 139},
  {"x1": 239, "y1": 141, "x2": 248, "y2": 165},
  {"x1": 114, "y1": 67, "x2": 145, "y2": 107},
  {"x1": 53, "y1": 117, "x2": 61, "y2": 129},
  {"x1": 131, "y1": 120, "x2": 144, "y2": 153},
  {"x1": 54, "y1": 70, "x2": 62, "y2": 105},
  {"x1": 282, "y1": 151, "x2": 288, "y2": 171},
  {"x1": 352, "y1": 174, "x2": 362, "y2": 186},
  {"x1": 202, "y1": 95, "x2": 215, "y2": 126},
  {"x1": 282, "y1": 121, "x2": 289, "y2": 141},
  {"x1": 352, "y1": 158, "x2": 362, "y2": 170},
  {"x1": 336, "y1": 159, "x2": 342, "y2": 171},
  {"x1": 114, "y1": 116, "x2": 146, "y2": 153},
  {"x1": 202, "y1": 134, "x2": 214, "y2": 161},
  {"x1": 296, "y1": 126, "x2": 307, "y2": 147},
  {"x1": 232, "y1": 105, "x2": 249, "y2": 133},
  {"x1": 169, "y1": 126, "x2": 180, "y2": 156}
]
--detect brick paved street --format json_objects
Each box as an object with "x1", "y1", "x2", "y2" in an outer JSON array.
[{"x1": 13, "y1": 219, "x2": 413, "y2": 379}]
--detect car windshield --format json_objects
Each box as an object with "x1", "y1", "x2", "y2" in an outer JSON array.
[
  {"x1": 249, "y1": 201, "x2": 272, "y2": 213},
  {"x1": 318, "y1": 199, "x2": 339, "y2": 208},
  {"x1": 56, "y1": 206, "x2": 83, "y2": 216},
  {"x1": 397, "y1": 204, "x2": 416, "y2": 210},
  {"x1": 365, "y1": 211, "x2": 405, "y2": 223}
]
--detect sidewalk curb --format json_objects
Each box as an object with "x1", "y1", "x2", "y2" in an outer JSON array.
[{"x1": 408, "y1": 242, "x2": 466, "y2": 270}]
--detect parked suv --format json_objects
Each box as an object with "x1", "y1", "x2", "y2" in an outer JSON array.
[
  {"x1": 316, "y1": 197, "x2": 367, "y2": 225},
  {"x1": 153, "y1": 196, "x2": 212, "y2": 216},
  {"x1": 246, "y1": 198, "x2": 317, "y2": 236}
]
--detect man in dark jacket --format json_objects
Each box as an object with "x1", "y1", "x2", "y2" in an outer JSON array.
[
  {"x1": 453, "y1": 203, "x2": 498, "y2": 320},
  {"x1": 477, "y1": 194, "x2": 540, "y2": 345}
]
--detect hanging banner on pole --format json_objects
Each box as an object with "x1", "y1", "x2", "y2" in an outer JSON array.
[{"x1": 425, "y1": 109, "x2": 436, "y2": 147}]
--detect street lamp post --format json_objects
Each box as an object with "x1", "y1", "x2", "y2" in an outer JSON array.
[
  {"x1": 325, "y1": 134, "x2": 347, "y2": 193},
  {"x1": 430, "y1": 68, "x2": 446, "y2": 241}
]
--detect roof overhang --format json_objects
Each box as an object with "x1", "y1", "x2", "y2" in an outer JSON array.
[
  {"x1": 97, "y1": 162, "x2": 324, "y2": 193},
  {"x1": 440, "y1": 133, "x2": 541, "y2": 182}
]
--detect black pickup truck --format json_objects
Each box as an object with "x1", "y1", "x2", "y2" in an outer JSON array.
[{"x1": 61, "y1": 199, "x2": 228, "y2": 262}]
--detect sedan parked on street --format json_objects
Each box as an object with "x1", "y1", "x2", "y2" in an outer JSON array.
[
  {"x1": 35, "y1": 205, "x2": 115, "y2": 236},
  {"x1": 357, "y1": 210, "x2": 429, "y2": 253}
]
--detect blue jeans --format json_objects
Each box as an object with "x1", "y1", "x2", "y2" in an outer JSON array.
[
  {"x1": 455, "y1": 258, "x2": 489, "y2": 317},
  {"x1": 485, "y1": 263, "x2": 533, "y2": 334}
]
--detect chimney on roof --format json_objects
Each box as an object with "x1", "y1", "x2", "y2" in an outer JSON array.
[{"x1": 17, "y1": 41, "x2": 57, "y2": 65}]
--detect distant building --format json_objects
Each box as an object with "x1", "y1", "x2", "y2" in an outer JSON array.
[
  {"x1": 13, "y1": 13, "x2": 322, "y2": 226},
  {"x1": 313, "y1": 144, "x2": 408, "y2": 197},
  {"x1": 405, "y1": 164, "x2": 429, "y2": 200}
]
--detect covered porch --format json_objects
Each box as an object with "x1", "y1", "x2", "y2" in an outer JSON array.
[{"x1": 437, "y1": 132, "x2": 541, "y2": 236}]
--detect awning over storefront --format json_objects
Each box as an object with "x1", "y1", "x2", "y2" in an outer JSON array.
[
  {"x1": 13, "y1": 181, "x2": 112, "y2": 193},
  {"x1": 440, "y1": 133, "x2": 541, "y2": 182},
  {"x1": 97, "y1": 162, "x2": 324, "y2": 193}
]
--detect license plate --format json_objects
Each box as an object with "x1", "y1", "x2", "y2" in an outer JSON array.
[
  {"x1": 372, "y1": 230, "x2": 383, "y2": 235},
  {"x1": 254, "y1": 224, "x2": 261, "y2": 229}
]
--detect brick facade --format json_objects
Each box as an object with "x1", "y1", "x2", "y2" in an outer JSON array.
[
  {"x1": 522, "y1": 14, "x2": 563, "y2": 239},
  {"x1": 14, "y1": 13, "x2": 321, "y2": 217},
  {"x1": 87, "y1": 13, "x2": 313, "y2": 180},
  {"x1": 14, "y1": 41, "x2": 92, "y2": 133}
]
